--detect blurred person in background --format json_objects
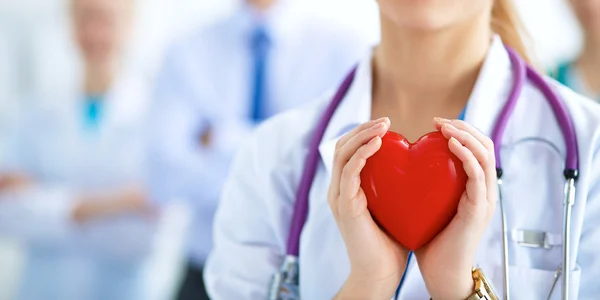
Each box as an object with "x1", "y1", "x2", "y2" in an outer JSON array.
[
  {"x1": 146, "y1": 0, "x2": 372, "y2": 299},
  {"x1": 552, "y1": 0, "x2": 600, "y2": 100},
  {"x1": 0, "y1": 0, "x2": 158, "y2": 299}
]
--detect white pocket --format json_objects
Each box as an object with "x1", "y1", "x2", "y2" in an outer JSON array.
[{"x1": 508, "y1": 265, "x2": 581, "y2": 300}]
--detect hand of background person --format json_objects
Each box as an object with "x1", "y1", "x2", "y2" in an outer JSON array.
[
  {"x1": 0, "y1": 172, "x2": 34, "y2": 193},
  {"x1": 200, "y1": 126, "x2": 213, "y2": 148},
  {"x1": 72, "y1": 186, "x2": 156, "y2": 223}
]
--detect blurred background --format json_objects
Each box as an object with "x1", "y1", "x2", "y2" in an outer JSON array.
[{"x1": 0, "y1": 0, "x2": 588, "y2": 299}]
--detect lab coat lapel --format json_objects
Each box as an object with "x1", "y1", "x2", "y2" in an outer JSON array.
[
  {"x1": 102, "y1": 72, "x2": 148, "y2": 133},
  {"x1": 317, "y1": 54, "x2": 373, "y2": 175},
  {"x1": 461, "y1": 35, "x2": 514, "y2": 139}
]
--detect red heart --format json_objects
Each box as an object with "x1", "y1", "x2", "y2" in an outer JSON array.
[{"x1": 360, "y1": 131, "x2": 467, "y2": 250}]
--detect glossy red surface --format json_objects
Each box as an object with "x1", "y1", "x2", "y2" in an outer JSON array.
[{"x1": 360, "y1": 131, "x2": 467, "y2": 250}]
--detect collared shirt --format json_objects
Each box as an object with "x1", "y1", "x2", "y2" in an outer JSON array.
[{"x1": 146, "y1": 1, "x2": 372, "y2": 265}]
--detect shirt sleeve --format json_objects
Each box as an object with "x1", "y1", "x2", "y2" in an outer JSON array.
[
  {"x1": 0, "y1": 107, "x2": 79, "y2": 244},
  {"x1": 577, "y1": 145, "x2": 600, "y2": 296},
  {"x1": 145, "y1": 45, "x2": 254, "y2": 209},
  {"x1": 204, "y1": 127, "x2": 291, "y2": 299},
  {"x1": 0, "y1": 185, "x2": 156, "y2": 259},
  {"x1": 0, "y1": 185, "x2": 78, "y2": 244},
  {"x1": 0, "y1": 99, "x2": 155, "y2": 258}
]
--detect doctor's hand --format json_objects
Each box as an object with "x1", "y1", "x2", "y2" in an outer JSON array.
[
  {"x1": 414, "y1": 118, "x2": 498, "y2": 299},
  {"x1": 328, "y1": 117, "x2": 409, "y2": 300}
]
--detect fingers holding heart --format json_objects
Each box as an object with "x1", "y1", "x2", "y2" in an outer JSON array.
[
  {"x1": 328, "y1": 118, "x2": 390, "y2": 220},
  {"x1": 437, "y1": 120, "x2": 497, "y2": 224},
  {"x1": 434, "y1": 118, "x2": 497, "y2": 207},
  {"x1": 434, "y1": 119, "x2": 492, "y2": 149},
  {"x1": 339, "y1": 136, "x2": 383, "y2": 218},
  {"x1": 447, "y1": 137, "x2": 487, "y2": 218},
  {"x1": 441, "y1": 124, "x2": 488, "y2": 165},
  {"x1": 336, "y1": 117, "x2": 390, "y2": 151},
  {"x1": 329, "y1": 119, "x2": 389, "y2": 194}
]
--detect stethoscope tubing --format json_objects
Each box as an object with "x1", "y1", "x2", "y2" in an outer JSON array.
[{"x1": 278, "y1": 46, "x2": 580, "y2": 300}]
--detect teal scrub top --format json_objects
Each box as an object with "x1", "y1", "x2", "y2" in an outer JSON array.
[
  {"x1": 551, "y1": 62, "x2": 573, "y2": 87},
  {"x1": 550, "y1": 62, "x2": 598, "y2": 100},
  {"x1": 83, "y1": 95, "x2": 104, "y2": 131}
]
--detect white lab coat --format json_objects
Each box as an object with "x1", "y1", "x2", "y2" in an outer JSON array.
[
  {"x1": 0, "y1": 72, "x2": 157, "y2": 300},
  {"x1": 205, "y1": 37, "x2": 600, "y2": 299}
]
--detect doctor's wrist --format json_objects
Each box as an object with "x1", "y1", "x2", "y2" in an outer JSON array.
[
  {"x1": 425, "y1": 269, "x2": 474, "y2": 300},
  {"x1": 334, "y1": 274, "x2": 398, "y2": 300}
]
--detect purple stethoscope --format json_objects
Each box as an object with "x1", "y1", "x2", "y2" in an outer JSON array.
[{"x1": 268, "y1": 46, "x2": 579, "y2": 300}]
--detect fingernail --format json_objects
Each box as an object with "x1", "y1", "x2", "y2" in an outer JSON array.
[
  {"x1": 435, "y1": 117, "x2": 451, "y2": 124},
  {"x1": 449, "y1": 137, "x2": 462, "y2": 148},
  {"x1": 373, "y1": 117, "x2": 390, "y2": 126},
  {"x1": 371, "y1": 122, "x2": 385, "y2": 130},
  {"x1": 369, "y1": 136, "x2": 381, "y2": 145},
  {"x1": 444, "y1": 124, "x2": 458, "y2": 132}
]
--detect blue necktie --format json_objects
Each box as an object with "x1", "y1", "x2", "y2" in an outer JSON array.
[{"x1": 250, "y1": 25, "x2": 270, "y2": 123}]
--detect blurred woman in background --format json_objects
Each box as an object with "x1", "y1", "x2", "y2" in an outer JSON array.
[
  {"x1": 0, "y1": 0, "x2": 158, "y2": 299},
  {"x1": 552, "y1": 0, "x2": 600, "y2": 100}
]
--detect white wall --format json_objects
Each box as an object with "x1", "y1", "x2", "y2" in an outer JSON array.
[{"x1": 517, "y1": 0, "x2": 582, "y2": 65}]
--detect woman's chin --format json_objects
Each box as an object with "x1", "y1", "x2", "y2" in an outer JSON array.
[
  {"x1": 380, "y1": 9, "x2": 459, "y2": 32},
  {"x1": 378, "y1": 1, "x2": 492, "y2": 32}
]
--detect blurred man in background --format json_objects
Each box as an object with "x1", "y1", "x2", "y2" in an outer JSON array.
[
  {"x1": 146, "y1": 0, "x2": 372, "y2": 299},
  {"x1": 552, "y1": 0, "x2": 600, "y2": 100},
  {"x1": 0, "y1": 0, "x2": 159, "y2": 299}
]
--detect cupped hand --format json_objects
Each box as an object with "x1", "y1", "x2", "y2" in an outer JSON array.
[
  {"x1": 328, "y1": 117, "x2": 410, "y2": 299},
  {"x1": 414, "y1": 118, "x2": 498, "y2": 299}
]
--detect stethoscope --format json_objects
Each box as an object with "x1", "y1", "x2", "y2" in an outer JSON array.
[{"x1": 268, "y1": 46, "x2": 579, "y2": 300}]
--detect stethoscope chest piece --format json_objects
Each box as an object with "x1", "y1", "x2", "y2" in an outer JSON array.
[{"x1": 268, "y1": 255, "x2": 300, "y2": 300}]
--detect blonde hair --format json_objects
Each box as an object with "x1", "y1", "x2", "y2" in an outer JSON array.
[{"x1": 491, "y1": 0, "x2": 533, "y2": 65}]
